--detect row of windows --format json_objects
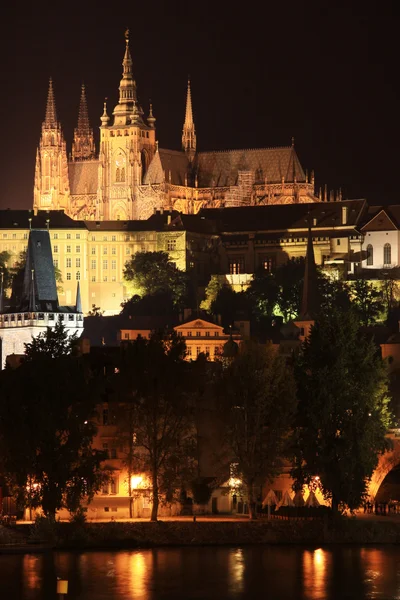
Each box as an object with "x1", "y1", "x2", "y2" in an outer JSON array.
[
  {"x1": 180, "y1": 331, "x2": 220, "y2": 337},
  {"x1": 64, "y1": 272, "x2": 118, "y2": 282},
  {"x1": 187, "y1": 346, "x2": 222, "y2": 357},
  {"x1": 366, "y1": 243, "x2": 392, "y2": 266},
  {"x1": 109, "y1": 129, "x2": 150, "y2": 138}
]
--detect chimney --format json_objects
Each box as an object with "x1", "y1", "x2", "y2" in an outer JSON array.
[
  {"x1": 342, "y1": 205, "x2": 348, "y2": 225},
  {"x1": 167, "y1": 214, "x2": 171, "y2": 225},
  {"x1": 160, "y1": 207, "x2": 164, "y2": 215}
]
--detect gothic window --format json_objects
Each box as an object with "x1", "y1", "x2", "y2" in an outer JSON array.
[
  {"x1": 120, "y1": 168, "x2": 125, "y2": 182},
  {"x1": 116, "y1": 168, "x2": 121, "y2": 182},
  {"x1": 366, "y1": 244, "x2": 373, "y2": 266},
  {"x1": 384, "y1": 243, "x2": 392, "y2": 265}
]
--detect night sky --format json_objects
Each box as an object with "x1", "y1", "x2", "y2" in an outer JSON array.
[{"x1": 1, "y1": 1, "x2": 398, "y2": 210}]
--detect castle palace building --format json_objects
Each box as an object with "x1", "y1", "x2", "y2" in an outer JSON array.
[{"x1": 33, "y1": 32, "x2": 320, "y2": 222}]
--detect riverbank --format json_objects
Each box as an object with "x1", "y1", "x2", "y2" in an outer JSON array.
[{"x1": 2, "y1": 516, "x2": 400, "y2": 552}]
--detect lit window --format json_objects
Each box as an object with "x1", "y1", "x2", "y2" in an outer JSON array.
[
  {"x1": 76, "y1": 258, "x2": 81, "y2": 268},
  {"x1": 91, "y1": 259, "x2": 96, "y2": 269},
  {"x1": 76, "y1": 271, "x2": 80, "y2": 280},
  {"x1": 103, "y1": 247, "x2": 108, "y2": 255},
  {"x1": 91, "y1": 275, "x2": 96, "y2": 282},
  {"x1": 103, "y1": 236, "x2": 108, "y2": 241},
  {"x1": 196, "y1": 331, "x2": 201, "y2": 337},
  {"x1": 187, "y1": 347, "x2": 192, "y2": 357},
  {"x1": 167, "y1": 239, "x2": 177, "y2": 251},
  {"x1": 53, "y1": 245, "x2": 58, "y2": 253},
  {"x1": 205, "y1": 346, "x2": 210, "y2": 356},
  {"x1": 66, "y1": 258, "x2": 72, "y2": 268},
  {"x1": 91, "y1": 247, "x2": 96, "y2": 255},
  {"x1": 103, "y1": 260, "x2": 108, "y2": 270},
  {"x1": 196, "y1": 346, "x2": 201, "y2": 356},
  {"x1": 229, "y1": 256, "x2": 245, "y2": 275},
  {"x1": 112, "y1": 247, "x2": 116, "y2": 255},
  {"x1": 66, "y1": 272, "x2": 71, "y2": 280},
  {"x1": 384, "y1": 243, "x2": 391, "y2": 265},
  {"x1": 112, "y1": 235, "x2": 116, "y2": 242},
  {"x1": 76, "y1": 234, "x2": 80, "y2": 240},
  {"x1": 111, "y1": 260, "x2": 116, "y2": 270},
  {"x1": 53, "y1": 233, "x2": 58, "y2": 240},
  {"x1": 76, "y1": 245, "x2": 81, "y2": 253},
  {"x1": 367, "y1": 244, "x2": 373, "y2": 266},
  {"x1": 67, "y1": 234, "x2": 71, "y2": 240},
  {"x1": 66, "y1": 245, "x2": 71, "y2": 253}
]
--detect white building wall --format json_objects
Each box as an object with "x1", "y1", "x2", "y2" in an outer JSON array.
[{"x1": 362, "y1": 230, "x2": 400, "y2": 269}]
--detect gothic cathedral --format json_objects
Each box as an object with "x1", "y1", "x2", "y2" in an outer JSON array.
[{"x1": 33, "y1": 32, "x2": 320, "y2": 221}]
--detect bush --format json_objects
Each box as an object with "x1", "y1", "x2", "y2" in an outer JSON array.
[{"x1": 29, "y1": 515, "x2": 59, "y2": 545}]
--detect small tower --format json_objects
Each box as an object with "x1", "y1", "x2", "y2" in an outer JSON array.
[
  {"x1": 72, "y1": 84, "x2": 95, "y2": 161},
  {"x1": 113, "y1": 28, "x2": 139, "y2": 126},
  {"x1": 182, "y1": 79, "x2": 196, "y2": 162},
  {"x1": 294, "y1": 227, "x2": 320, "y2": 341},
  {"x1": 33, "y1": 78, "x2": 70, "y2": 213}
]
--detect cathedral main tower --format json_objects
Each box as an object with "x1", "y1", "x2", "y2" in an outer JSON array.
[{"x1": 98, "y1": 30, "x2": 157, "y2": 220}]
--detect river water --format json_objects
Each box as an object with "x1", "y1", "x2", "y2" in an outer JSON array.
[{"x1": 0, "y1": 546, "x2": 400, "y2": 599}]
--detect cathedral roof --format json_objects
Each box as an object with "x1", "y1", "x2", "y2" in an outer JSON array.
[
  {"x1": 195, "y1": 146, "x2": 306, "y2": 187},
  {"x1": 68, "y1": 160, "x2": 99, "y2": 196},
  {"x1": 144, "y1": 149, "x2": 190, "y2": 185}
]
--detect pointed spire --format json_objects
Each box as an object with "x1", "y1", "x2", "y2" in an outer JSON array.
[
  {"x1": 75, "y1": 281, "x2": 82, "y2": 313},
  {"x1": 113, "y1": 30, "x2": 138, "y2": 124},
  {"x1": 44, "y1": 78, "x2": 58, "y2": 128},
  {"x1": 72, "y1": 84, "x2": 95, "y2": 160},
  {"x1": 29, "y1": 269, "x2": 36, "y2": 312},
  {"x1": 101, "y1": 98, "x2": 110, "y2": 127},
  {"x1": 182, "y1": 78, "x2": 196, "y2": 160},
  {"x1": 299, "y1": 227, "x2": 320, "y2": 320}
]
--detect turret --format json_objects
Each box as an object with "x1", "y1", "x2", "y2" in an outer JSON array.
[{"x1": 113, "y1": 29, "x2": 140, "y2": 126}]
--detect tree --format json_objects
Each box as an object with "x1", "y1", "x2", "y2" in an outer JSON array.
[
  {"x1": 216, "y1": 341, "x2": 297, "y2": 519},
  {"x1": 24, "y1": 318, "x2": 78, "y2": 360},
  {"x1": 87, "y1": 304, "x2": 104, "y2": 317},
  {"x1": 274, "y1": 257, "x2": 305, "y2": 322},
  {"x1": 123, "y1": 251, "x2": 189, "y2": 311},
  {"x1": 0, "y1": 251, "x2": 12, "y2": 289},
  {"x1": 351, "y1": 278, "x2": 385, "y2": 326},
  {"x1": 200, "y1": 275, "x2": 225, "y2": 312},
  {"x1": 291, "y1": 309, "x2": 392, "y2": 512},
  {"x1": 115, "y1": 331, "x2": 197, "y2": 521},
  {"x1": 0, "y1": 330, "x2": 106, "y2": 519}
]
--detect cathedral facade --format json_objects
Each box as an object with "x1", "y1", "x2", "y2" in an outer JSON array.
[{"x1": 33, "y1": 33, "x2": 320, "y2": 222}]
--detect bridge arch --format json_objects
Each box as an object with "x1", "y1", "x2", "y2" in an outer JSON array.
[{"x1": 368, "y1": 433, "x2": 400, "y2": 500}]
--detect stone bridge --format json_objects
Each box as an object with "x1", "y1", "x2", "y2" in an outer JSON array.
[{"x1": 368, "y1": 429, "x2": 400, "y2": 500}]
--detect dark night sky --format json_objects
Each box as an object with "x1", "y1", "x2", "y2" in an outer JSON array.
[{"x1": 1, "y1": 1, "x2": 398, "y2": 210}]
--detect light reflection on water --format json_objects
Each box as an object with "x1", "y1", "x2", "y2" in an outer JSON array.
[{"x1": 1, "y1": 546, "x2": 400, "y2": 599}]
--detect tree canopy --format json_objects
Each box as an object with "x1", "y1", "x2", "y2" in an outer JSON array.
[{"x1": 291, "y1": 308, "x2": 392, "y2": 511}]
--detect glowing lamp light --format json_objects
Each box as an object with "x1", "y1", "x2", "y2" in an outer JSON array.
[{"x1": 131, "y1": 476, "x2": 143, "y2": 489}]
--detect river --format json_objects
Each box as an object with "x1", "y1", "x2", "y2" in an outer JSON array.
[{"x1": 0, "y1": 546, "x2": 399, "y2": 599}]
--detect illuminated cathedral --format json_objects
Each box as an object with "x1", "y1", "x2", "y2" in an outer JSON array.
[{"x1": 33, "y1": 32, "x2": 320, "y2": 221}]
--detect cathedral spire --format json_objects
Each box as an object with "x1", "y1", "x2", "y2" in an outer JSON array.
[
  {"x1": 44, "y1": 77, "x2": 58, "y2": 128},
  {"x1": 72, "y1": 84, "x2": 95, "y2": 161},
  {"x1": 113, "y1": 29, "x2": 138, "y2": 124},
  {"x1": 182, "y1": 78, "x2": 196, "y2": 160}
]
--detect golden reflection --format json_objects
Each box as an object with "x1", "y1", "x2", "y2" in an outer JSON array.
[
  {"x1": 22, "y1": 555, "x2": 41, "y2": 591},
  {"x1": 128, "y1": 552, "x2": 147, "y2": 596},
  {"x1": 228, "y1": 548, "x2": 244, "y2": 593},
  {"x1": 303, "y1": 548, "x2": 327, "y2": 598}
]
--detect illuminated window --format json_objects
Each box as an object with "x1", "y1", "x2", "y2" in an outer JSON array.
[
  {"x1": 53, "y1": 245, "x2": 58, "y2": 253},
  {"x1": 366, "y1": 244, "x2": 373, "y2": 266},
  {"x1": 67, "y1": 234, "x2": 71, "y2": 240},
  {"x1": 76, "y1": 258, "x2": 81, "y2": 268},
  {"x1": 66, "y1": 245, "x2": 71, "y2": 253},
  {"x1": 120, "y1": 168, "x2": 125, "y2": 182},
  {"x1": 229, "y1": 257, "x2": 245, "y2": 275},
  {"x1": 76, "y1": 245, "x2": 81, "y2": 253},
  {"x1": 167, "y1": 239, "x2": 176, "y2": 251},
  {"x1": 384, "y1": 243, "x2": 391, "y2": 265},
  {"x1": 196, "y1": 346, "x2": 201, "y2": 357},
  {"x1": 53, "y1": 233, "x2": 58, "y2": 240},
  {"x1": 91, "y1": 247, "x2": 96, "y2": 255},
  {"x1": 110, "y1": 477, "x2": 118, "y2": 494},
  {"x1": 196, "y1": 331, "x2": 201, "y2": 337},
  {"x1": 187, "y1": 347, "x2": 192, "y2": 357},
  {"x1": 91, "y1": 260, "x2": 96, "y2": 269},
  {"x1": 66, "y1": 258, "x2": 72, "y2": 268},
  {"x1": 76, "y1": 271, "x2": 80, "y2": 281},
  {"x1": 260, "y1": 255, "x2": 274, "y2": 272},
  {"x1": 103, "y1": 247, "x2": 108, "y2": 255},
  {"x1": 66, "y1": 272, "x2": 71, "y2": 280},
  {"x1": 112, "y1": 247, "x2": 116, "y2": 255},
  {"x1": 103, "y1": 260, "x2": 108, "y2": 269},
  {"x1": 76, "y1": 234, "x2": 80, "y2": 240},
  {"x1": 111, "y1": 260, "x2": 116, "y2": 270},
  {"x1": 91, "y1": 275, "x2": 96, "y2": 282},
  {"x1": 205, "y1": 346, "x2": 210, "y2": 356},
  {"x1": 103, "y1": 236, "x2": 108, "y2": 241},
  {"x1": 23, "y1": 233, "x2": 28, "y2": 240}
]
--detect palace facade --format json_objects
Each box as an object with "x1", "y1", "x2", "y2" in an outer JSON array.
[{"x1": 32, "y1": 32, "x2": 320, "y2": 223}]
